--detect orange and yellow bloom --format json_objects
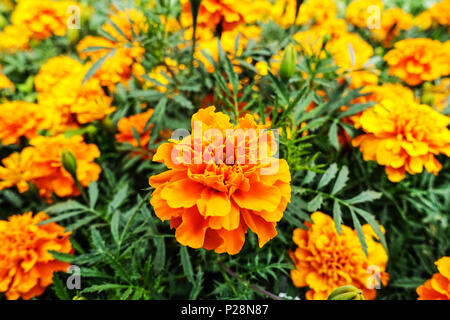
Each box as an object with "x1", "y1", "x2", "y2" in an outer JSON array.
[
  {"x1": 290, "y1": 211, "x2": 388, "y2": 300},
  {"x1": 417, "y1": 257, "x2": 450, "y2": 300},
  {"x1": 352, "y1": 100, "x2": 450, "y2": 182},
  {"x1": 149, "y1": 106, "x2": 291, "y2": 254},
  {"x1": 0, "y1": 211, "x2": 73, "y2": 300}
]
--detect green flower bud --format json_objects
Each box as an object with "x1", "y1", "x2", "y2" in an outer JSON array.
[
  {"x1": 374, "y1": 46, "x2": 384, "y2": 56},
  {"x1": 280, "y1": 43, "x2": 297, "y2": 80},
  {"x1": 421, "y1": 92, "x2": 435, "y2": 106},
  {"x1": 328, "y1": 285, "x2": 365, "y2": 300},
  {"x1": 67, "y1": 28, "x2": 80, "y2": 45},
  {"x1": 61, "y1": 149, "x2": 77, "y2": 178},
  {"x1": 101, "y1": 116, "x2": 116, "y2": 134},
  {"x1": 0, "y1": 14, "x2": 7, "y2": 29}
]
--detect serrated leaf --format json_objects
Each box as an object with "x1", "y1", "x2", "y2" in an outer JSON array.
[
  {"x1": 333, "y1": 200, "x2": 342, "y2": 234},
  {"x1": 45, "y1": 200, "x2": 87, "y2": 214},
  {"x1": 328, "y1": 121, "x2": 340, "y2": 150},
  {"x1": 347, "y1": 190, "x2": 382, "y2": 204},
  {"x1": 108, "y1": 185, "x2": 129, "y2": 215},
  {"x1": 307, "y1": 194, "x2": 323, "y2": 212},
  {"x1": 354, "y1": 207, "x2": 388, "y2": 252},
  {"x1": 88, "y1": 181, "x2": 99, "y2": 209},
  {"x1": 82, "y1": 48, "x2": 116, "y2": 84},
  {"x1": 318, "y1": 163, "x2": 338, "y2": 189},
  {"x1": 350, "y1": 209, "x2": 368, "y2": 257},
  {"x1": 331, "y1": 166, "x2": 349, "y2": 195},
  {"x1": 111, "y1": 211, "x2": 120, "y2": 244},
  {"x1": 180, "y1": 246, "x2": 195, "y2": 284},
  {"x1": 153, "y1": 238, "x2": 166, "y2": 274},
  {"x1": 38, "y1": 210, "x2": 84, "y2": 225},
  {"x1": 81, "y1": 284, "x2": 129, "y2": 294},
  {"x1": 52, "y1": 273, "x2": 70, "y2": 300},
  {"x1": 49, "y1": 251, "x2": 74, "y2": 263},
  {"x1": 91, "y1": 228, "x2": 106, "y2": 253}
]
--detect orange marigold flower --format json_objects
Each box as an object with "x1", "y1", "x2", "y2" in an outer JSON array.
[
  {"x1": 0, "y1": 148, "x2": 34, "y2": 193},
  {"x1": 352, "y1": 99, "x2": 450, "y2": 182},
  {"x1": 27, "y1": 135, "x2": 101, "y2": 200},
  {"x1": 102, "y1": 7, "x2": 148, "y2": 42},
  {"x1": 0, "y1": 101, "x2": 47, "y2": 145},
  {"x1": 290, "y1": 211, "x2": 389, "y2": 300},
  {"x1": 417, "y1": 256, "x2": 450, "y2": 300},
  {"x1": 77, "y1": 36, "x2": 146, "y2": 91},
  {"x1": 10, "y1": 0, "x2": 74, "y2": 40},
  {"x1": 384, "y1": 38, "x2": 448, "y2": 86},
  {"x1": 372, "y1": 8, "x2": 413, "y2": 47},
  {"x1": 180, "y1": 0, "x2": 249, "y2": 33},
  {"x1": 148, "y1": 106, "x2": 291, "y2": 254},
  {"x1": 0, "y1": 211, "x2": 73, "y2": 300},
  {"x1": 271, "y1": 0, "x2": 337, "y2": 28},
  {"x1": 0, "y1": 66, "x2": 14, "y2": 92},
  {"x1": 346, "y1": 0, "x2": 384, "y2": 29},
  {"x1": 35, "y1": 55, "x2": 116, "y2": 126}
]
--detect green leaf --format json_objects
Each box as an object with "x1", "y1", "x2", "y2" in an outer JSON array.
[
  {"x1": 180, "y1": 246, "x2": 195, "y2": 284},
  {"x1": 318, "y1": 163, "x2": 338, "y2": 189},
  {"x1": 45, "y1": 200, "x2": 87, "y2": 214},
  {"x1": 52, "y1": 273, "x2": 70, "y2": 300},
  {"x1": 81, "y1": 284, "x2": 130, "y2": 294},
  {"x1": 88, "y1": 181, "x2": 99, "y2": 209},
  {"x1": 108, "y1": 185, "x2": 129, "y2": 215},
  {"x1": 328, "y1": 121, "x2": 340, "y2": 150},
  {"x1": 153, "y1": 238, "x2": 166, "y2": 274},
  {"x1": 38, "y1": 210, "x2": 84, "y2": 225},
  {"x1": 91, "y1": 227, "x2": 106, "y2": 253},
  {"x1": 331, "y1": 166, "x2": 349, "y2": 195},
  {"x1": 307, "y1": 194, "x2": 323, "y2": 212},
  {"x1": 347, "y1": 190, "x2": 382, "y2": 204},
  {"x1": 350, "y1": 209, "x2": 368, "y2": 257},
  {"x1": 49, "y1": 251, "x2": 74, "y2": 263},
  {"x1": 333, "y1": 200, "x2": 342, "y2": 234},
  {"x1": 189, "y1": 267, "x2": 204, "y2": 300},
  {"x1": 82, "y1": 48, "x2": 116, "y2": 84},
  {"x1": 354, "y1": 207, "x2": 388, "y2": 252},
  {"x1": 111, "y1": 211, "x2": 120, "y2": 244}
]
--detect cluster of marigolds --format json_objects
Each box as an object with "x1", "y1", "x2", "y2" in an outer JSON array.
[{"x1": 0, "y1": 0, "x2": 449, "y2": 300}]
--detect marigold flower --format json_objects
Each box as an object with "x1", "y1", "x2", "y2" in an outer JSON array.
[
  {"x1": 372, "y1": 8, "x2": 413, "y2": 47},
  {"x1": 25, "y1": 135, "x2": 101, "y2": 200},
  {"x1": 149, "y1": 106, "x2": 291, "y2": 254},
  {"x1": 77, "y1": 36, "x2": 146, "y2": 91},
  {"x1": 35, "y1": 55, "x2": 116, "y2": 127},
  {"x1": 352, "y1": 99, "x2": 450, "y2": 182},
  {"x1": 0, "y1": 66, "x2": 14, "y2": 92},
  {"x1": 180, "y1": 0, "x2": 250, "y2": 33},
  {"x1": 0, "y1": 148, "x2": 34, "y2": 193},
  {"x1": 115, "y1": 108, "x2": 169, "y2": 159},
  {"x1": 102, "y1": 7, "x2": 148, "y2": 42},
  {"x1": 417, "y1": 256, "x2": 450, "y2": 300},
  {"x1": 0, "y1": 25, "x2": 30, "y2": 52},
  {"x1": 0, "y1": 101, "x2": 47, "y2": 145},
  {"x1": 384, "y1": 38, "x2": 448, "y2": 86},
  {"x1": 290, "y1": 211, "x2": 389, "y2": 300},
  {"x1": 346, "y1": 0, "x2": 384, "y2": 29},
  {"x1": 0, "y1": 211, "x2": 73, "y2": 300},
  {"x1": 271, "y1": 0, "x2": 337, "y2": 28},
  {"x1": 10, "y1": 0, "x2": 74, "y2": 40},
  {"x1": 417, "y1": 0, "x2": 450, "y2": 29}
]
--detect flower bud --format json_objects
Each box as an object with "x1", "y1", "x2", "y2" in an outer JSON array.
[
  {"x1": 61, "y1": 149, "x2": 77, "y2": 178},
  {"x1": 67, "y1": 28, "x2": 80, "y2": 45},
  {"x1": 280, "y1": 43, "x2": 297, "y2": 80},
  {"x1": 328, "y1": 285, "x2": 365, "y2": 300},
  {"x1": 0, "y1": 14, "x2": 7, "y2": 29}
]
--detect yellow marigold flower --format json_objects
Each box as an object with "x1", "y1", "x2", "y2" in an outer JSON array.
[
  {"x1": 0, "y1": 101, "x2": 47, "y2": 145},
  {"x1": 417, "y1": 256, "x2": 450, "y2": 300},
  {"x1": 346, "y1": 0, "x2": 384, "y2": 29},
  {"x1": 290, "y1": 211, "x2": 389, "y2": 300},
  {"x1": 0, "y1": 66, "x2": 14, "y2": 92},
  {"x1": 148, "y1": 106, "x2": 291, "y2": 254},
  {"x1": 372, "y1": 8, "x2": 413, "y2": 47},
  {"x1": 0, "y1": 211, "x2": 73, "y2": 300},
  {"x1": 352, "y1": 99, "x2": 450, "y2": 182},
  {"x1": 271, "y1": 0, "x2": 337, "y2": 28},
  {"x1": 10, "y1": 0, "x2": 74, "y2": 40},
  {"x1": 0, "y1": 25, "x2": 30, "y2": 53},
  {"x1": 428, "y1": 0, "x2": 450, "y2": 27},
  {"x1": 413, "y1": 10, "x2": 433, "y2": 30},
  {"x1": 0, "y1": 148, "x2": 34, "y2": 193},
  {"x1": 27, "y1": 135, "x2": 101, "y2": 200},
  {"x1": 384, "y1": 38, "x2": 448, "y2": 86},
  {"x1": 77, "y1": 36, "x2": 146, "y2": 91},
  {"x1": 35, "y1": 55, "x2": 116, "y2": 126},
  {"x1": 115, "y1": 108, "x2": 159, "y2": 159},
  {"x1": 180, "y1": 0, "x2": 250, "y2": 33},
  {"x1": 102, "y1": 7, "x2": 148, "y2": 42}
]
